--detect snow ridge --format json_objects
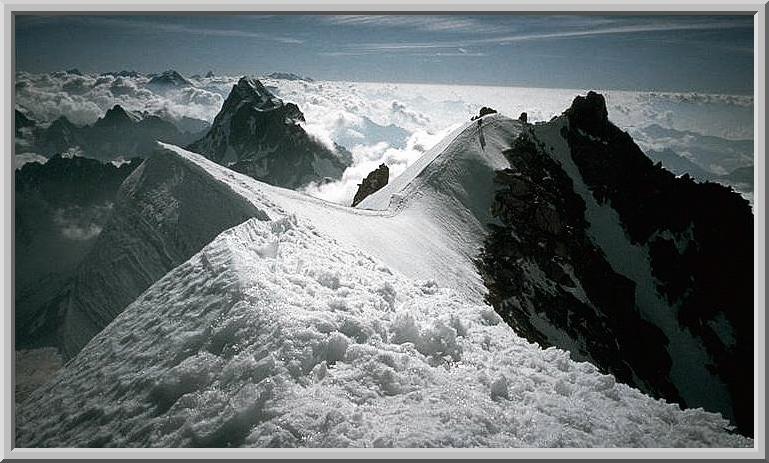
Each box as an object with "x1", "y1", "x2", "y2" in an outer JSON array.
[
  {"x1": 17, "y1": 216, "x2": 751, "y2": 448},
  {"x1": 58, "y1": 144, "x2": 269, "y2": 359}
]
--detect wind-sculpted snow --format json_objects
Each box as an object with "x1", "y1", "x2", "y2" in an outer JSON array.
[
  {"x1": 58, "y1": 145, "x2": 269, "y2": 359},
  {"x1": 162, "y1": 115, "x2": 519, "y2": 302},
  {"x1": 17, "y1": 216, "x2": 751, "y2": 448},
  {"x1": 55, "y1": 123, "x2": 512, "y2": 360}
]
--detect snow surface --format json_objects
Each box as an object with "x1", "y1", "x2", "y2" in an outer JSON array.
[
  {"x1": 17, "y1": 115, "x2": 752, "y2": 447},
  {"x1": 17, "y1": 216, "x2": 750, "y2": 448},
  {"x1": 163, "y1": 114, "x2": 519, "y2": 301},
  {"x1": 58, "y1": 148, "x2": 268, "y2": 359}
]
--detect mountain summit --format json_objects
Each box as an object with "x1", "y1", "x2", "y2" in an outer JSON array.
[
  {"x1": 188, "y1": 76, "x2": 351, "y2": 189},
  {"x1": 93, "y1": 104, "x2": 142, "y2": 128},
  {"x1": 479, "y1": 91, "x2": 754, "y2": 436},
  {"x1": 147, "y1": 69, "x2": 192, "y2": 88}
]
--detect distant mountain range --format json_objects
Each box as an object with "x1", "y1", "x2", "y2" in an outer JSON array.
[{"x1": 15, "y1": 105, "x2": 208, "y2": 161}]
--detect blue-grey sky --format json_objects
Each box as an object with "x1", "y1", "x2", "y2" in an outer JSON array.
[{"x1": 15, "y1": 14, "x2": 754, "y2": 94}]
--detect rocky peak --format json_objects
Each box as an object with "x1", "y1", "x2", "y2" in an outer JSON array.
[
  {"x1": 234, "y1": 76, "x2": 273, "y2": 103},
  {"x1": 186, "y1": 76, "x2": 347, "y2": 189},
  {"x1": 266, "y1": 72, "x2": 314, "y2": 82},
  {"x1": 471, "y1": 106, "x2": 498, "y2": 121},
  {"x1": 352, "y1": 164, "x2": 389, "y2": 207},
  {"x1": 95, "y1": 105, "x2": 140, "y2": 127},
  {"x1": 565, "y1": 90, "x2": 609, "y2": 137},
  {"x1": 48, "y1": 115, "x2": 79, "y2": 131},
  {"x1": 148, "y1": 70, "x2": 191, "y2": 87}
]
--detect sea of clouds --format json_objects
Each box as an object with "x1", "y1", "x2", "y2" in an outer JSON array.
[{"x1": 15, "y1": 70, "x2": 754, "y2": 205}]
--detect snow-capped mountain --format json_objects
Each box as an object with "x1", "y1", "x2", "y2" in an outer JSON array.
[
  {"x1": 49, "y1": 112, "x2": 514, "y2": 361},
  {"x1": 17, "y1": 138, "x2": 751, "y2": 448},
  {"x1": 147, "y1": 69, "x2": 193, "y2": 89},
  {"x1": 265, "y1": 71, "x2": 314, "y2": 82},
  {"x1": 187, "y1": 76, "x2": 352, "y2": 189},
  {"x1": 478, "y1": 92, "x2": 754, "y2": 436}
]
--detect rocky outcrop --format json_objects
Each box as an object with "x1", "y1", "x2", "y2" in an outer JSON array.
[
  {"x1": 478, "y1": 133, "x2": 680, "y2": 408},
  {"x1": 564, "y1": 91, "x2": 753, "y2": 436},
  {"x1": 351, "y1": 164, "x2": 389, "y2": 207},
  {"x1": 471, "y1": 106, "x2": 498, "y2": 121},
  {"x1": 188, "y1": 76, "x2": 351, "y2": 189},
  {"x1": 479, "y1": 91, "x2": 754, "y2": 436}
]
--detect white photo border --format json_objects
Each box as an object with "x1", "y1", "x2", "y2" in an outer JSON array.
[{"x1": 1, "y1": 0, "x2": 765, "y2": 460}]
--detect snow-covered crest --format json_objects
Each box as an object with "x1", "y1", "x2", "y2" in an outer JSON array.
[
  {"x1": 17, "y1": 215, "x2": 751, "y2": 448},
  {"x1": 18, "y1": 107, "x2": 753, "y2": 447}
]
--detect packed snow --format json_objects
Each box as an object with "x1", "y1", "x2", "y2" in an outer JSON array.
[
  {"x1": 17, "y1": 216, "x2": 750, "y2": 448},
  {"x1": 17, "y1": 115, "x2": 752, "y2": 447},
  {"x1": 161, "y1": 114, "x2": 519, "y2": 301},
  {"x1": 57, "y1": 148, "x2": 268, "y2": 359}
]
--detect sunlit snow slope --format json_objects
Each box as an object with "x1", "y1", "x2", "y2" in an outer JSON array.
[
  {"x1": 18, "y1": 215, "x2": 750, "y2": 448},
  {"x1": 58, "y1": 114, "x2": 516, "y2": 361},
  {"x1": 18, "y1": 114, "x2": 751, "y2": 447},
  {"x1": 58, "y1": 149, "x2": 268, "y2": 359}
]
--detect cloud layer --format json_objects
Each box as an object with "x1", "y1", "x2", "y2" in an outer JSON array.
[{"x1": 15, "y1": 70, "x2": 754, "y2": 205}]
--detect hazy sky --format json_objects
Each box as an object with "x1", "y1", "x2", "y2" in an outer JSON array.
[{"x1": 15, "y1": 14, "x2": 754, "y2": 93}]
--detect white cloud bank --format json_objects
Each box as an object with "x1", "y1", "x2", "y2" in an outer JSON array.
[{"x1": 16, "y1": 70, "x2": 754, "y2": 205}]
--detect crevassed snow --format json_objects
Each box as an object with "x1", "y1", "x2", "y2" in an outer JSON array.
[{"x1": 17, "y1": 215, "x2": 751, "y2": 448}]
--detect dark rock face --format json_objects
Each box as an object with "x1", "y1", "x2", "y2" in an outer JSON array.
[
  {"x1": 188, "y1": 76, "x2": 351, "y2": 189},
  {"x1": 477, "y1": 134, "x2": 681, "y2": 409},
  {"x1": 471, "y1": 107, "x2": 498, "y2": 121},
  {"x1": 15, "y1": 109, "x2": 36, "y2": 136},
  {"x1": 564, "y1": 91, "x2": 609, "y2": 137},
  {"x1": 563, "y1": 92, "x2": 753, "y2": 436},
  {"x1": 15, "y1": 156, "x2": 142, "y2": 349},
  {"x1": 352, "y1": 164, "x2": 389, "y2": 207},
  {"x1": 479, "y1": 91, "x2": 753, "y2": 437}
]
